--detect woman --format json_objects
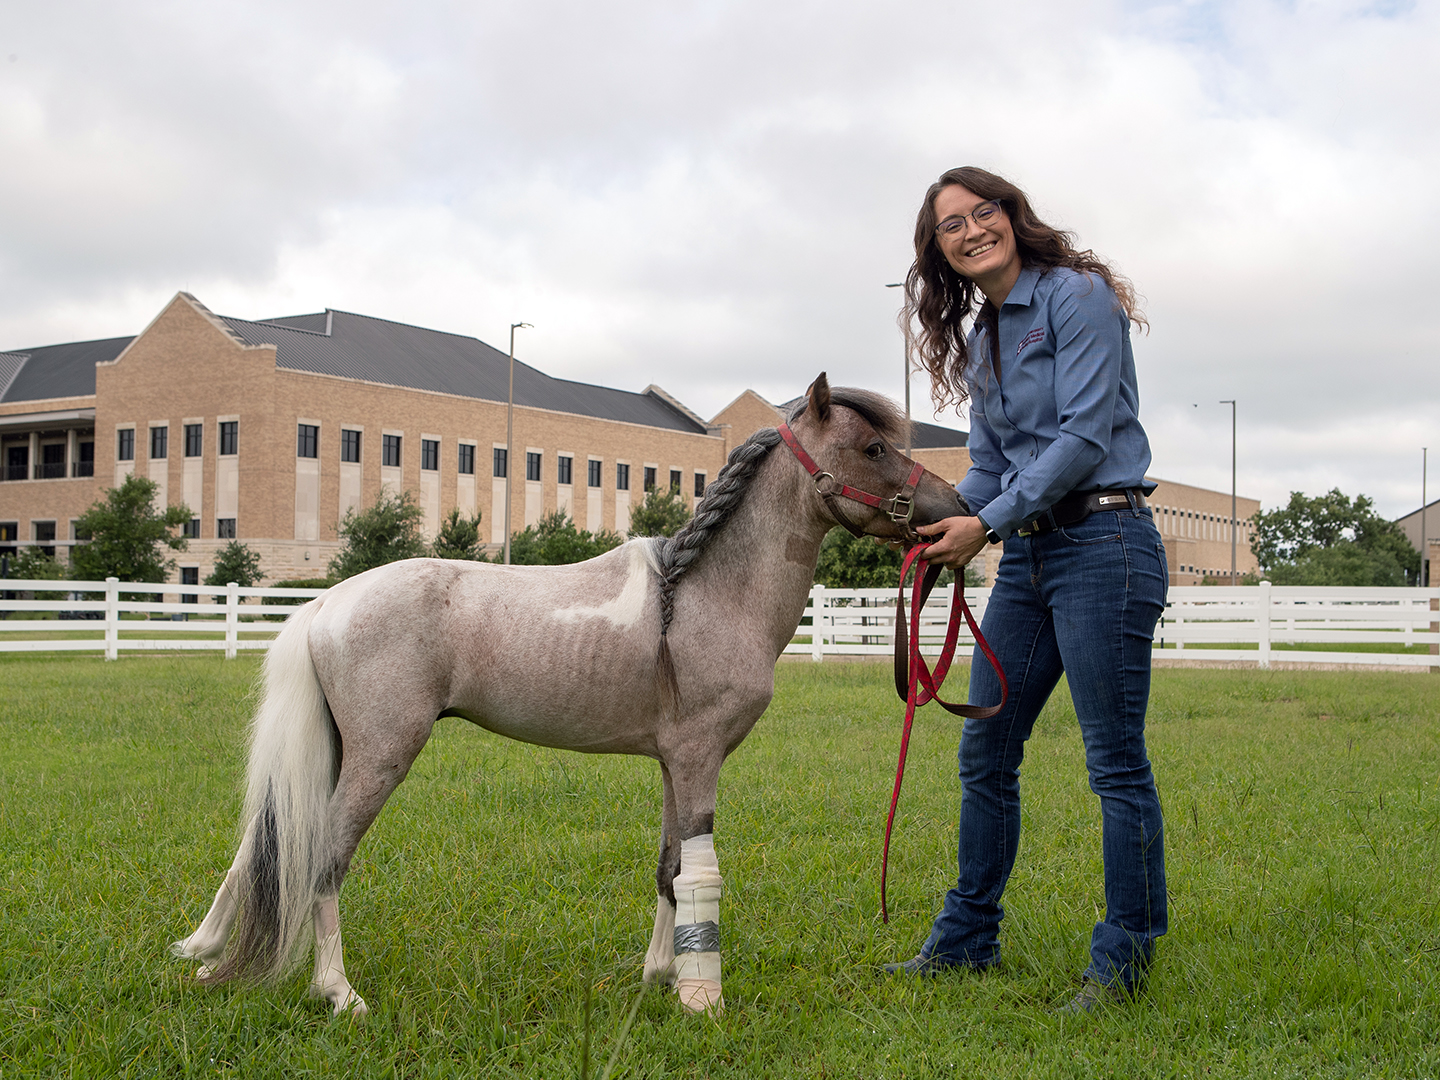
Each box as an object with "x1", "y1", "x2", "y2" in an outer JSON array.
[{"x1": 887, "y1": 167, "x2": 1168, "y2": 1012}]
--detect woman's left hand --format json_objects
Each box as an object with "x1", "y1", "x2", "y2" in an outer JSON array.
[{"x1": 915, "y1": 515, "x2": 989, "y2": 569}]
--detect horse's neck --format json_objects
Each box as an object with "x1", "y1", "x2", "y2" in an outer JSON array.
[{"x1": 684, "y1": 450, "x2": 830, "y2": 652}]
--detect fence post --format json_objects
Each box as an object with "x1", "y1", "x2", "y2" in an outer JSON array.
[
  {"x1": 225, "y1": 582, "x2": 239, "y2": 659},
  {"x1": 811, "y1": 585, "x2": 825, "y2": 662},
  {"x1": 1257, "y1": 580, "x2": 1272, "y2": 669},
  {"x1": 1173, "y1": 603, "x2": 1184, "y2": 651},
  {"x1": 1430, "y1": 592, "x2": 1438, "y2": 674},
  {"x1": 104, "y1": 577, "x2": 119, "y2": 661}
]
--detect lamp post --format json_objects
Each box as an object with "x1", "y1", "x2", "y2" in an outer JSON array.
[
  {"x1": 1220, "y1": 399, "x2": 1237, "y2": 585},
  {"x1": 1422, "y1": 447, "x2": 1428, "y2": 587},
  {"x1": 885, "y1": 283, "x2": 911, "y2": 454},
  {"x1": 503, "y1": 321, "x2": 532, "y2": 566}
]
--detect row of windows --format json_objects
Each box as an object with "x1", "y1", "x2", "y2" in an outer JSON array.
[
  {"x1": 178, "y1": 518, "x2": 236, "y2": 540},
  {"x1": 2, "y1": 440, "x2": 95, "y2": 481},
  {"x1": 119, "y1": 422, "x2": 236, "y2": 462},
  {"x1": 298, "y1": 424, "x2": 706, "y2": 494}
]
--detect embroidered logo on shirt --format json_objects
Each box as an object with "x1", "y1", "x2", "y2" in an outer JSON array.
[{"x1": 1016, "y1": 328, "x2": 1045, "y2": 356}]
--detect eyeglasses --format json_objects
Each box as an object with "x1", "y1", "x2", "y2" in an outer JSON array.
[{"x1": 934, "y1": 200, "x2": 1002, "y2": 239}]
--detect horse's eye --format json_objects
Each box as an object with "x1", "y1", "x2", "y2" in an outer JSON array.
[{"x1": 865, "y1": 442, "x2": 885, "y2": 460}]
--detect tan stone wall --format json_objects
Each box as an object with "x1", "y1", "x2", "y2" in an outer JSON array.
[
  {"x1": 708, "y1": 390, "x2": 784, "y2": 459},
  {"x1": 1146, "y1": 476, "x2": 1260, "y2": 586}
]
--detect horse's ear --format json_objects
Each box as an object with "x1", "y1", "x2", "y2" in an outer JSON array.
[{"x1": 807, "y1": 372, "x2": 832, "y2": 423}]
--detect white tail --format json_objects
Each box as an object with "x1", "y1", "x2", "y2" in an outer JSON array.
[{"x1": 206, "y1": 598, "x2": 337, "y2": 983}]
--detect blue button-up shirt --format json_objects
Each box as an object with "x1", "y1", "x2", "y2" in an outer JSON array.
[{"x1": 957, "y1": 266, "x2": 1154, "y2": 538}]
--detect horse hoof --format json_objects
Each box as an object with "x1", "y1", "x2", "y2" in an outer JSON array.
[
  {"x1": 195, "y1": 964, "x2": 215, "y2": 980},
  {"x1": 676, "y1": 978, "x2": 723, "y2": 1014},
  {"x1": 334, "y1": 990, "x2": 368, "y2": 1019}
]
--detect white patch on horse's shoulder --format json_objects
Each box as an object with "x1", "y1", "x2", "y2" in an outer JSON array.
[{"x1": 552, "y1": 540, "x2": 659, "y2": 629}]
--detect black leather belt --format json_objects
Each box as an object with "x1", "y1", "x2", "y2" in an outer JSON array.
[{"x1": 1016, "y1": 488, "x2": 1148, "y2": 537}]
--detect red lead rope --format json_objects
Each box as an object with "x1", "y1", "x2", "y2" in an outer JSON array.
[{"x1": 879, "y1": 545, "x2": 1008, "y2": 923}]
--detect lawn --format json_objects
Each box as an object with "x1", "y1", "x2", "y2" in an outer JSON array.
[{"x1": 0, "y1": 655, "x2": 1437, "y2": 1078}]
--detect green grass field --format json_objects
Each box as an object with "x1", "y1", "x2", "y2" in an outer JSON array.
[{"x1": 1, "y1": 656, "x2": 1437, "y2": 1078}]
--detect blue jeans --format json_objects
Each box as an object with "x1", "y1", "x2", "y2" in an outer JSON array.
[{"x1": 921, "y1": 507, "x2": 1168, "y2": 988}]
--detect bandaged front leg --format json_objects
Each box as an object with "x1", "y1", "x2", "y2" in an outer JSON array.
[
  {"x1": 170, "y1": 827, "x2": 254, "y2": 976},
  {"x1": 308, "y1": 895, "x2": 367, "y2": 1018},
  {"x1": 643, "y1": 896, "x2": 677, "y2": 986},
  {"x1": 672, "y1": 833, "x2": 723, "y2": 1013}
]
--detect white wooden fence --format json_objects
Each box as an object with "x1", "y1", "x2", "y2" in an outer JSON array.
[
  {"x1": 787, "y1": 582, "x2": 1440, "y2": 669},
  {"x1": 2, "y1": 578, "x2": 1438, "y2": 669},
  {"x1": 0, "y1": 578, "x2": 327, "y2": 660}
]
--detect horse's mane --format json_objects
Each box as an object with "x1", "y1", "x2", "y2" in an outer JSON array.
[
  {"x1": 655, "y1": 426, "x2": 783, "y2": 636},
  {"x1": 653, "y1": 384, "x2": 911, "y2": 635}
]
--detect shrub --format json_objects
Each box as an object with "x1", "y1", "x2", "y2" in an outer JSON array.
[
  {"x1": 329, "y1": 490, "x2": 426, "y2": 580},
  {"x1": 498, "y1": 511, "x2": 623, "y2": 565},
  {"x1": 204, "y1": 541, "x2": 264, "y2": 589},
  {"x1": 629, "y1": 487, "x2": 692, "y2": 538}
]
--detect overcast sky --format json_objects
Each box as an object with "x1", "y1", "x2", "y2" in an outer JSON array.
[{"x1": 2, "y1": 0, "x2": 1435, "y2": 517}]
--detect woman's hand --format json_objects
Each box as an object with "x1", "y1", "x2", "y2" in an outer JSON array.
[{"x1": 915, "y1": 515, "x2": 988, "y2": 569}]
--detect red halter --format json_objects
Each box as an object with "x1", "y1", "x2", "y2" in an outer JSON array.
[{"x1": 777, "y1": 422, "x2": 926, "y2": 542}]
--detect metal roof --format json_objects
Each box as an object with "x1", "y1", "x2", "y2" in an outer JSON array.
[
  {"x1": 0, "y1": 336, "x2": 133, "y2": 404},
  {"x1": 226, "y1": 309, "x2": 709, "y2": 434},
  {"x1": 777, "y1": 395, "x2": 968, "y2": 448}
]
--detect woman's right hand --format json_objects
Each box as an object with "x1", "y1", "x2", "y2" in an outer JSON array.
[{"x1": 914, "y1": 515, "x2": 988, "y2": 569}]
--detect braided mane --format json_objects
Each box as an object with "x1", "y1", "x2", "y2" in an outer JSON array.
[{"x1": 654, "y1": 426, "x2": 783, "y2": 637}]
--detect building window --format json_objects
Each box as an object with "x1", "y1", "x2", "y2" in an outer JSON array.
[
  {"x1": 117, "y1": 429, "x2": 134, "y2": 462},
  {"x1": 669, "y1": 468, "x2": 682, "y2": 493},
  {"x1": 694, "y1": 472, "x2": 706, "y2": 498},
  {"x1": 297, "y1": 424, "x2": 319, "y2": 459},
  {"x1": 421, "y1": 439, "x2": 439, "y2": 471},
  {"x1": 458, "y1": 444, "x2": 474, "y2": 475},
  {"x1": 4, "y1": 445, "x2": 25, "y2": 482},
  {"x1": 557, "y1": 455, "x2": 573, "y2": 485},
  {"x1": 341, "y1": 429, "x2": 362, "y2": 463},
  {"x1": 616, "y1": 463, "x2": 630, "y2": 491},
  {"x1": 150, "y1": 426, "x2": 168, "y2": 460},
  {"x1": 39, "y1": 444, "x2": 65, "y2": 479},
  {"x1": 34, "y1": 521, "x2": 56, "y2": 558},
  {"x1": 184, "y1": 424, "x2": 202, "y2": 458},
  {"x1": 181, "y1": 566, "x2": 199, "y2": 605},
  {"x1": 0, "y1": 521, "x2": 16, "y2": 558},
  {"x1": 74, "y1": 441, "x2": 94, "y2": 478},
  {"x1": 382, "y1": 434, "x2": 402, "y2": 467},
  {"x1": 588, "y1": 459, "x2": 602, "y2": 488},
  {"x1": 493, "y1": 447, "x2": 507, "y2": 478},
  {"x1": 217, "y1": 518, "x2": 236, "y2": 539},
  {"x1": 643, "y1": 466, "x2": 656, "y2": 493},
  {"x1": 526, "y1": 452, "x2": 542, "y2": 482},
  {"x1": 219, "y1": 421, "x2": 238, "y2": 456},
  {"x1": 183, "y1": 518, "x2": 200, "y2": 539}
]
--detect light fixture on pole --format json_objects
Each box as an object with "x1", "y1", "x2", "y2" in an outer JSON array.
[
  {"x1": 1423, "y1": 447, "x2": 1428, "y2": 587},
  {"x1": 885, "y1": 283, "x2": 911, "y2": 455},
  {"x1": 1220, "y1": 399, "x2": 1237, "y2": 585},
  {"x1": 503, "y1": 321, "x2": 532, "y2": 566}
]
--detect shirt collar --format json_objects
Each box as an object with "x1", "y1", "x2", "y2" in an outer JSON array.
[{"x1": 1000, "y1": 265, "x2": 1041, "y2": 309}]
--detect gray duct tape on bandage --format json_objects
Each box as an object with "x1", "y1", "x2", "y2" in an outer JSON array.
[{"x1": 673, "y1": 921, "x2": 720, "y2": 953}]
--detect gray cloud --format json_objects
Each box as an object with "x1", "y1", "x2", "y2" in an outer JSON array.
[{"x1": 2, "y1": 0, "x2": 1435, "y2": 516}]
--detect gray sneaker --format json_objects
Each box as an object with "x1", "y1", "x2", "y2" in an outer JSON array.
[
  {"x1": 1057, "y1": 979, "x2": 1133, "y2": 1014},
  {"x1": 880, "y1": 954, "x2": 950, "y2": 977}
]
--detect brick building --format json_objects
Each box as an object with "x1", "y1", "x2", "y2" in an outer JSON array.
[{"x1": 1, "y1": 291, "x2": 1256, "y2": 587}]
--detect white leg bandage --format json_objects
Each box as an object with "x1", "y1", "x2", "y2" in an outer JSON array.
[
  {"x1": 643, "y1": 896, "x2": 677, "y2": 985},
  {"x1": 672, "y1": 833, "x2": 723, "y2": 1013}
]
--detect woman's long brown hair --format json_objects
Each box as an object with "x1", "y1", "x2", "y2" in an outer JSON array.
[{"x1": 901, "y1": 166, "x2": 1145, "y2": 412}]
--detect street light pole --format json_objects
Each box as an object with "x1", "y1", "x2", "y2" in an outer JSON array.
[
  {"x1": 885, "y1": 283, "x2": 911, "y2": 455},
  {"x1": 1220, "y1": 399, "x2": 1236, "y2": 585},
  {"x1": 503, "y1": 321, "x2": 532, "y2": 566},
  {"x1": 1422, "y1": 447, "x2": 1428, "y2": 587}
]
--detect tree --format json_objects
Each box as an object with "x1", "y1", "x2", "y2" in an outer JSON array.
[
  {"x1": 1250, "y1": 488, "x2": 1419, "y2": 586},
  {"x1": 629, "y1": 487, "x2": 692, "y2": 538},
  {"x1": 497, "y1": 511, "x2": 623, "y2": 565},
  {"x1": 72, "y1": 474, "x2": 190, "y2": 583},
  {"x1": 205, "y1": 540, "x2": 264, "y2": 588},
  {"x1": 328, "y1": 489, "x2": 427, "y2": 580},
  {"x1": 432, "y1": 507, "x2": 485, "y2": 560},
  {"x1": 813, "y1": 530, "x2": 984, "y2": 590}
]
